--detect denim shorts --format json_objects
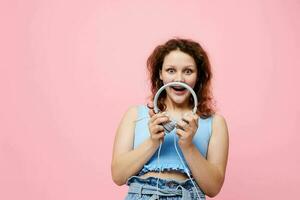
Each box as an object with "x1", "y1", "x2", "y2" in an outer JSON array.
[{"x1": 125, "y1": 176, "x2": 206, "y2": 200}]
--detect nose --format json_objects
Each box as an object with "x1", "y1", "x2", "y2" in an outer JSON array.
[{"x1": 174, "y1": 72, "x2": 185, "y2": 82}]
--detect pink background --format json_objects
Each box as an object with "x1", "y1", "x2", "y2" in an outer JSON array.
[{"x1": 0, "y1": 0, "x2": 299, "y2": 199}]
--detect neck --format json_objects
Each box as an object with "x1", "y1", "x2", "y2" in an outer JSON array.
[
  {"x1": 164, "y1": 96, "x2": 192, "y2": 113},
  {"x1": 163, "y1": 97, "x2": 193, "y2": 122}
]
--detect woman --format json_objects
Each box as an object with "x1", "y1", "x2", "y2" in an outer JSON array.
[{"x1": 111, "y1": 38, "x2": 229, "y2": 199}]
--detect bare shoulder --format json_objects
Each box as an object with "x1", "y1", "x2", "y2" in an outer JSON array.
[
  {"x1": 212, "y1": 113, "x2": 227, "y2": 125},
  {"x1": 112, "y1": 105, "x2": 140, "y2": 162},
  {"x1": 116, "y1": 105, "x2": 141, "y2": 135},
  {"x1": 211, "y1": 113, "x2": 229, "y2": 137},
  {"x1": 119, "y1": 105, "x2": 139, "y2": 123}
]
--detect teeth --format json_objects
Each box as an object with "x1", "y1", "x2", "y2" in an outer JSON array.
[{"x1": 172, "y1": 86, "x2": 184, "y2": 89}]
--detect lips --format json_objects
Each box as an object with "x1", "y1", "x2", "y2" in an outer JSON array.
[
  {"x1": 171, "y1": 86, "x2": 186, "y2": 91},
  {"x1": 171, "y1": 86, "x2": 187, "y2": 95}
]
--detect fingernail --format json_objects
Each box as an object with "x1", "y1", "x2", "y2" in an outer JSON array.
[{"x1": 147, "y1": 103, "x2": 153, "y2": 108}]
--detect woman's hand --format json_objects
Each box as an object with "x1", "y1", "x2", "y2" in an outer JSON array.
[
  {"x1": 176, "y1": 112, "x2": 199, "y2": 149},
  {"x1": 147, "y1": 102, "x2": 169, "y2": 146}
]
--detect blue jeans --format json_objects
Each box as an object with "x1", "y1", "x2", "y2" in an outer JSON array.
[{"x1": 125, "y1": 176, "x2": 206, "y2": 200}]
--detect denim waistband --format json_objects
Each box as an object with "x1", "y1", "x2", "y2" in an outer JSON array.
[{"x1": 126, "y1": 176, "x2": 205, "y2": 200}]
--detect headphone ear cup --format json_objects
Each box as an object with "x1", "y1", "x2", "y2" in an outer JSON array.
[{"x1": 162, "y1": 120, "x2": 176, "y2": 133}]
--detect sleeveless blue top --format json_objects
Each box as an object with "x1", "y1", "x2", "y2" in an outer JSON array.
[{"x1": 134, "y1": 105, "x2": 213, "y2": 176}]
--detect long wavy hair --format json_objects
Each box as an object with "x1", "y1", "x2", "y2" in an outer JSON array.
[{"x1": 147, "y1": 37, "x2": 217, "y2": 119}]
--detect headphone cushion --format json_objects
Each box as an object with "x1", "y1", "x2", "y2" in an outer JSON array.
[{"x1": 162, "y1": 121, "x2": 176, "y2": 133}]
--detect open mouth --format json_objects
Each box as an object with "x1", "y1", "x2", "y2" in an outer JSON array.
[{"x1": 171, "y1": 86, "x2": 187, "y2": 92}]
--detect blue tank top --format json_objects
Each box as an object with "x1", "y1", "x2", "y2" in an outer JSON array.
[{"x1": 134, "y1": 105, "x2": 213, "y2": 176}]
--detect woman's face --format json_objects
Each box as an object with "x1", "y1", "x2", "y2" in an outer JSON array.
[{"x1": 159, "y1": 49, "x2": 198, "y2": 106}]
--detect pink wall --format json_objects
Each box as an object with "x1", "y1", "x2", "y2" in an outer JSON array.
[{"x1": 0, "y1": 0, "x2": 299, "y2": 199}]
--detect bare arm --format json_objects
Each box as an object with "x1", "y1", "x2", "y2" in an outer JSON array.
[
  {"x1": 179, "y1": 114, "x2": 229, "y2": 197},
  {"x1": 111, "y1": 105, "x2": 168, "y2": 185}
]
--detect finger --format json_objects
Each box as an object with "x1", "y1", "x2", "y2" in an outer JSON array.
[
  {"x1": 147, "y1": 102, "x2": 154, "y2": 109},
  {"x1": 188, "y1": 112, "x2": 199, "y2": 120},
  {"x1": 182, "y1": 114, "x2": 193, "y2": 123},
  {"x1": 153, "y1": 125, "x2": 164, "y2": 133},
  {"x1": 182, "y1": 115, "x2": 197, "y2": 127},
  {"x1": 147, "y1": 101, "x2": 156, "y2": 115},
  {"x1": 193, "y1": 114, "x2": 199, "y2": 126},
  {"x1": 147, "y1": 104, "x2": 155, "y2": 117},
  {"x1": 157, "y1": 131, "x2": 165, "y2": 138},
  {"x1": 148, "y1": 108, "x2": 155, "y2": 118},
  {"x1": 182, "y1": 117, "x2": 190, "y2": 124},
  {"x1": 149, "y1": 112, "x2": 167, "y2": 123},
  {"x1": 176, "y1": 120, "x2": 188, "y2": 130},
  {"x1": 183, "y1": 111, "x2": 193, "y2": 118},
  {"x1": 152, "y1": 131, "x2": 165, "y2": 140},
  {"x1": 176, "y1": 128, "x2": 186, "y2": 138},
  {"x1": 153, "y1": 116, "x2": 169, "y2": 125}
]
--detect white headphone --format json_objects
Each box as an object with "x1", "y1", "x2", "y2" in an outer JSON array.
[
  {"x1": 153, "y1": 81, "x2": 203, "y2": 199},
  {"x1": 153, "y1": 81, "x2": 198, "y2": 133}
]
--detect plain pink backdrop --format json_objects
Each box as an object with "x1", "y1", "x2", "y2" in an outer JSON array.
[{"x1": 0, "y1": 0, "x2": 299, "y2": 199}]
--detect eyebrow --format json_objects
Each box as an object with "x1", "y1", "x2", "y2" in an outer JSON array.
[{"x1": 164, "y1": 65, "x2": 196, "y2": 68}]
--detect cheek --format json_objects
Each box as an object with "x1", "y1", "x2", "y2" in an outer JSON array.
[
  {"x1": 161, "y1": 75, "x2": 173, "y2": 83},
  {"x1": 186, "y1": 76, "x2": 197, "y2": 85}
]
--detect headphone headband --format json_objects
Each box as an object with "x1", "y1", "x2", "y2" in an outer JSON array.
[{"x1": 153, "y1": 82, "x2": 198, "y2": 114}]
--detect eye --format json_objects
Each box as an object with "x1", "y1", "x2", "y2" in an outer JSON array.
[
  {"x1": 167, "y1": 68, "x2": 175, "y2": 73},
  {"x1": 185, "y1": 69, "x2": 193, "y2": 74}
]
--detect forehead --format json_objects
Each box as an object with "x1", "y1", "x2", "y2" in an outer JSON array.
[{"x1": 163, "y1": 50, "x2": 196, "y2": 67}]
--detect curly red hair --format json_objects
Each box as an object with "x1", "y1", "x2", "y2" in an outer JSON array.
[{"x1": 146, "y1": 37, "x2": 217, "y2": 119}]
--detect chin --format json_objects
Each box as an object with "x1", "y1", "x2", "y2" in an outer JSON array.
[{"x1": 170, "y1": 95, "x2": 188, "y2": 104}]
